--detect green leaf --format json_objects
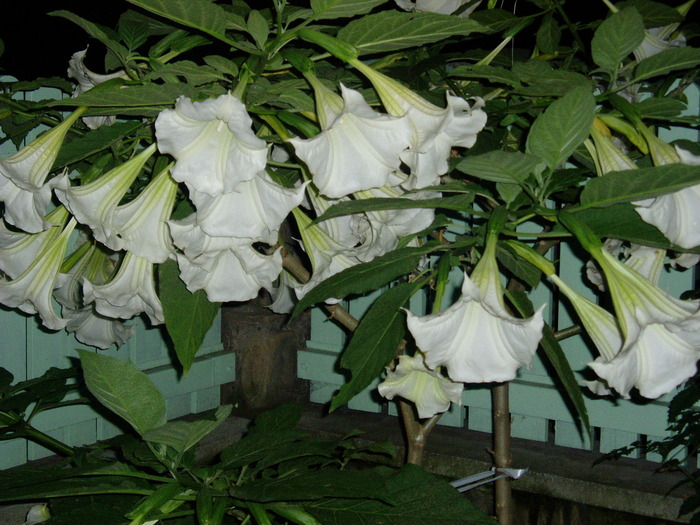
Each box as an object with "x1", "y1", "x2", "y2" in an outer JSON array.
[
  {"x1": 511, "y1": 61, "x2": 589, "y2": 97},
  {"x1": 145, "y1": 60, "x2": 225, "y2": 86},
  {"x1": 247, "y1": 10, "x2": 269, "y2": 49},
  {"x1": 568, "y1": 203, "x2": 674, "y2": 248},
  {"x1": 633, "y1": 47, "x2": 700, "y2": 83},
  {"x1": 158, "y1": 259, "x2": 221, "y2": 375},
  {"x1": 536, "y1": 13, "x2": 561, "y2": 55},
  {"x1": 449, "y1": 64, "x2": 520, "y2": 87},
  {"x1": 315, "y1": 194, "x2": 476, "y2": 223},
  {"x1": 126, "y1": 0, "x2": 243, "y2": 43},
  {"x1": 50, "y1": 11, "x2": 129, "y2": 65},
  {"x1": 236, "y1": 469, "x2": 393, "y2": 504},
  {"x1": 143, "y1": 405, "x2": 232, "y2": 454},
  {"x1": 290, "y1": 243, "x2": 440, "y2": 319},
  {"x1": 0, "y1": 475, "x2": 151, "y2": 501},
  {"x1": 118, "y1": 15, "x2": 150, "y2": 50},
  {"x1": 526, "y1": 84, "x2": 596, "y2": 170},
  {"x1": 49, "y1": 82, "x2": 203, "y2": 108},
  {"x1": 305, "y1": 464, "x2": 498, "y2": 525},
  {"x1": 54, "y1": 122, "x2": 144, "y2": 169},
  {"x1": 203, "y1": 55, "x2": 239, "y2": 77},
  {"x1": 78, "y1": 351, "x2": 166, "y2": 435},
  {"x1": 331, "y1": 281, "x2": 423, "y2": 411},
  {"x1": 497, "y1": 244, "x2": 542, "y2": 289},
  {"x1": 507, "y1": 291, "x2": 590, "y2": 436},
  {"x1": 616, "y1": 0, "x2": 683, "y2": 28},
  {"x1": 337, "y1": 11, "x2": 486, "y2": 55},
  {"x1": 310, "y1": 0, "x2": 388, "y2": 20},
  {"x1": 456, "y1": 150, "x2": 541, "y2": 184},
  {"x1": 578, "y1": 164, "x2": 700, "y2": 209},
  {"x1": 591, "y1": 7, "x2": 645, "y2": 70},
  {"x1": 634, "y1": 97, "x2": 687, "y2": 119}
]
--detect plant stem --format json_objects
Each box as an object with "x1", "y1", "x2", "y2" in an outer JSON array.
[{"x1": 492, "y1": 383, "x2": 513, "y2": 525}]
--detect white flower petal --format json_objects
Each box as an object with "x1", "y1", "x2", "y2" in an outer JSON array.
[
  {"x1": 106, "y1": 165, "x2": 178, "y2": 263},
  {"x1": 56, "y1": 144, "x2": 157, "y2": 243},
  {"x1": 407, "y1": 266, "x2": 545, "y2": 384},
  {"x1": 155, "y1": 93, "x2": 268, "y2": 195},
  {"x1": 84, "y1": 252, "x2": 164, "y2": 325},
  {"x1": 289, "y1": 85, "x2": 413, "y2": 198},
  {"x1": 64, "y1": 305, "x2": 135, "y2": 349},
  {"x1": 378, "y1": 354, "x2": 463, "y2": 419},
  {"x1": 191, "y1": 172, "x2": 307, "y2": 240},
  {"x1": 0, "y1": 218, "x2": 77, "y2": 330}
]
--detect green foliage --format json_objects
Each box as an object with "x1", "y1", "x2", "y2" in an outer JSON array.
[
  {"x1": 0, "y1": 358, "x2": 495, "y2": 524},
  {"x1": 158, "y1": 259, "x2": 221, "y2": 375}
]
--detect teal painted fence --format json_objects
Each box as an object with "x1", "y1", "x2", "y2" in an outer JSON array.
[
  {"x1": 299, "y1": 83, "x2": 700, "y2": 466},
  {"x1": 0, "y1": 81, "x2": 232, "y2": 469}
]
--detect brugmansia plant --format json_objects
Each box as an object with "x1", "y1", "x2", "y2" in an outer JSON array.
[{"x1": 0, "y1": 0, "x2": 699, "y2": 523}]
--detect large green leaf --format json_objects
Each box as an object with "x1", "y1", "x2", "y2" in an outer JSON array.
[
  {"x1": 635, "y1": 97, "x2": 687, "y2": 119},
  {"x1": 305, "y1": 464, "x2": 498, "y2": 525},
  {"x1": 337, "y1": 11, "x2": 485, "y2": 54},
  {"x1": 50, "y1": 11, "x2": 129, "y2": 65},
  {"x1": 50, "y1": 82, "x2": 205, "y2": 108},
  {"x1": 54, "y1": 122, "x2": 144, "y2": 169},
  {"x1": 126, "y1": 0, "x2": 245, "y2": 42},
  {"x1": 315, "y1": 193, "x2": 476, "y2": 223},
  {"x1": 78, "y1": 351, "x2": 166, "y2": 436},
  {"x1": 449, "y1": 65, "x2": 521, "y2": 87},
  {"x1": 310, "y1": 0, "x2": 388, "y2": 20},
  {"x1": 290, "y1": 243, "x2": 441, "y2": 319},
  {"x1": 145, "y1": 60, "x2": 226, "y2": 86},
  {"x1": 567, "y1": 203, "x2": 674, "y2": 248},
  {"x1": 143, "y1": 405, "x2": 232, "y2": 454},
  {"x1": 526, "y1": 84, "x2": 596, "y2": 170},
  {"x1": 158, "y1": 259, "x2": 221, "y2": 375},
  {"x1": 578, "y1": 164, "x2": 700, "y2": 209},
  {"x1": 236, "y1": 469, "x2": 393, "y2": 504},
  {"x1": 456, "y1": 150, "x2": 541, "y2": 184},
  {"x1": 633, "y1": 47, "x2": 700, "y2": 83},
  {"x1": 591, "y1": 7, "x2": 645, "y2": 71},
  {"x1": 507, "y1": 291, "x2": 590, "y2": 436},
  {"x1": 331, "y1": 281, "x2": 422, "y2": 411}
]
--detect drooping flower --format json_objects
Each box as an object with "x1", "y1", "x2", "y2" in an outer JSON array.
[
  {"x1": 349, "y1": 60, "x2": 487, "y2": 189},
  {"x1": 190, "y1": 172, "x2": 308, "y2": 242},
  {"x1": 0, "y1": 218, "x2": 77, "y2": 330},
  {"x1": 587, "y1": 246, "x2": 700, "y2": 398},
  {"x1": 406, "y1": 233, "x2": 545, "y2": 383},
  {"x1": 155, "y1": 93, "x2": 268, "y2": 195},
  {"x1": 175, "y1": 241, "x2": 283, "y2": 303},
  {"x1": 291, "y1": 208, "x2": 362, "y2": 302},
  {"x1": 0, "y1": 108, "x2": 84, "y2": 232},
  {"x1": 83, "y1": 251, "x2": 164, "y2": 325},
  {"x1": 56, "y1": 143, "x2": 157, "y2": 244},
  {"x1": 289, "y1": 84, "x2": 413, "y2": 198},
  {"x1": 98, "y1": 164, "x2": 178, "y2": 263},
  {"x1": 64, "y1": 306, "x2": 135, "y2": 350},
  {"x1": 68, "y1": 48, "x2": 126, "y2": 129},
  {"x1": 378, "y1": 354, "x2": 463, "y2": 419},
  {"x1": 634, "y1": 144, "x2": 700, "y2": 249},
  {"x1": 0, "y1": 206, "x2": 69, "y2": 279}
]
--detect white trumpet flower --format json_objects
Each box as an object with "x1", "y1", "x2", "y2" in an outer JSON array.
[
  {"x1": 101, "y1": 165, "x2": 178, "y2": 263},
  {"x1": 378, "y1": 354, "x2": 463, "y2": 419},
  {"x1": 349, "y1": 61, "x2": 487, "y2": 189},
  {"x1": 176, "y1": 242, "x2": 283, "y2": 303},
  {"x1": 406, "y1": 236, "x2": 545, "y2": 383},
  {"x1": 634, "y1": 145, "x2": 700, "y2": 249},
  {"x1": 0, "y1": 109, "x2": 84, "y2": 232},
  {"x1": 289, "y1": 84, "x2": 413, "y2": 198},
  {"x1": 0, "y1": 218, "x2": 77, "y2": 330},
  {"x1": 64, "y1": 305, "x2": 135, "y2": 349},
  {"x1": 155, "y1": 93, "x2": 268, "y2": 195},
  {"x1": 56, "y1": 144, "x2": 157, "y2": 244},
  {"x1": 68, "y1": 48, "x2": 126, "y2": 129},
  {"x1": 190, "y1": 172, "x2": 308, "y2": 242},
  {"x1": 587, "y1": 246, "x2": 700, "y2": 398},
  {"x1": 84, "y1": 251, "x2": 164, "y2": 325}
]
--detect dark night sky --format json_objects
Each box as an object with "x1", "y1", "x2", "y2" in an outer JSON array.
[{"x1": 0, "y1": 1, "x2": 126, "y2": 80}]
